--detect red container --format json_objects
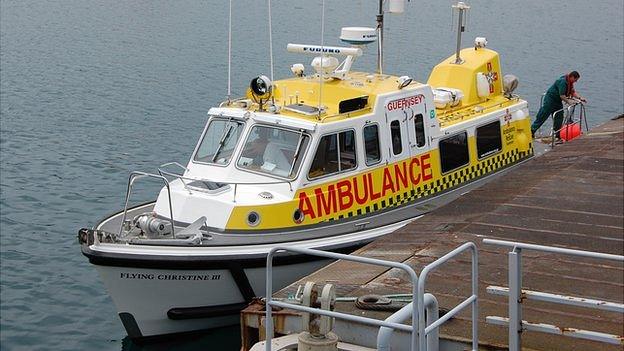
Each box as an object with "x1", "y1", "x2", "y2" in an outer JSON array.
[{"x1": 560, "y1": 122, "x2": 581, "y2": 141}]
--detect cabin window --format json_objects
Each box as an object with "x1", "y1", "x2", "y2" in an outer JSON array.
[
  {"x1": 476, "y1": 121, "x2": 502, "y2": 159},
  {"x1": 339, "y1": 96, "x2": 368, "y2": 114},
  {"x1": 439, "y1": 132, "x2": 469, "y2": 173},
  {"x1": 363, "y1": 124, "x2": 381, "y2": 165},
  {"x1": 194, "y1": 118, "x2": 245, "y2": 165},
  {"x1": 390, "y1": 120, "x2": 402, "y2": 155},
  {"x1": 308, "y1": 130, "x2": 356, "y2": 179},
  {"x1": 237, "y1": 125, "x2": 309, "y2": 178},
  {"x1": 414, "y1": 114, "x2": 426, "y2": 147}
]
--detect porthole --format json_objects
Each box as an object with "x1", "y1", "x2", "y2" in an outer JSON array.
[
  {"x1": 247, "y1": 211, "x2": 260, "y2": 227},
  {"x1": 293, "y1": 208, "x2": 305, "y2": 224}
]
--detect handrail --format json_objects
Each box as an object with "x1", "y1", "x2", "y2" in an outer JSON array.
[
  {"x1": 264, "y1": 246, "x2": 420, "y2": 351},
  {"x1": 483, "y1": 238, "x2": 624, "y2": 261},
  {"x1": 543, "y1": 100, "x2": 587, "y2": 147},
  {"x1": 417, "y1": 242, "x2": 479, "y2": 351},
  {"x1": 377, "y1": 294, "x2": 439, "y2": 351},
  {"x1": 119, "y1": 172, "x2": 175, "y2": 237},
  {"x1": 157, "y1": 162, "x2": 293, "y2": 202},
  {"x1": 483, "y1": 238, "x2": 624, "y2": 349}
]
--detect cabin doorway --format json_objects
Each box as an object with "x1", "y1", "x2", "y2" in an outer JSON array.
[{"x1": 406, "y1": 108, "x2": 430, "y2": 157}]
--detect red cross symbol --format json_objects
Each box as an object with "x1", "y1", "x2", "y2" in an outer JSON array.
[
  {"x1": 504, "y1": 108, "x2": 512, "y2": 125},
  {"x1": 486, "y1": 62, "x2": 498, "y2": 93}
]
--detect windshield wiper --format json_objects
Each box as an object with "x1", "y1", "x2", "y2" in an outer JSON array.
[
  {"x1": 288, "y1": 130, "x2": 305, "y2": 177},
  {"x1": 212, "y1": 123, "x2": 234, "y2": 163}
]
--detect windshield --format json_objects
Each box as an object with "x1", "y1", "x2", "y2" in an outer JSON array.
[
  {"x1": 194, "y1": 118, "x2": 245, "y2": 165},
  {"x1": 237, "y1": 125, "x2": 309, "y2": 178}
]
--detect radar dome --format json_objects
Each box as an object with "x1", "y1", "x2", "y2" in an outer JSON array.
[{"x1": 340, "y1": 27, "x2": 377, "y2": 46}]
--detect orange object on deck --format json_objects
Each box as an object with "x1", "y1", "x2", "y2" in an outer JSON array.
[{"x1": 560, "y1": 122, "x2": 581, "y2": 141}]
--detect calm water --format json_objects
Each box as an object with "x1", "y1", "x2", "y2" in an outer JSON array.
[{"x1": 1, "y1": 1, "x2": 622, "y2": 350}]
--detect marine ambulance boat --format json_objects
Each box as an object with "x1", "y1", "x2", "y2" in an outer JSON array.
[{"x1": 79, "y1": 1, "x2": 535, "y2": 340}]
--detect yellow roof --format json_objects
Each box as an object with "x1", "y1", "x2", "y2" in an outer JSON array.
[
  {"x1": 427, "y1": 47, "x2": 521, "y2": 128},
  {"x1": 245, "y1": 72, "x2": 421, "y2": 122},
  {"x1": 233, "y1": 47, "x2": 520, "y2": 127}
]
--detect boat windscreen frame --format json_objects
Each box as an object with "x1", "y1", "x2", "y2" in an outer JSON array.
[
  {"x1": 191, "y1": 115, "x2": 247, "y2": 168},
  {"x1": 234, "y1": 123, "x2": 311, "y2": 181}
]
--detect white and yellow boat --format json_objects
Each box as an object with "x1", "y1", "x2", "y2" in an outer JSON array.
[{"x1": 79, "y1": 1, "x2": 534, "y2": 340}]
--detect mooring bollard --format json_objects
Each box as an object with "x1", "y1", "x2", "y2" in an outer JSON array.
[{"x1": 297, "y1": 282, "x2": 339, "y2": 351}]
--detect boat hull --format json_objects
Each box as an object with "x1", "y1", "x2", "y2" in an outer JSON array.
[
  {"x1": 81, "y1": 149, "x2": 537, "y2": 339},
  {"x1": 83, "y1": 216, "x2": 412, "y2": 339},
  {"x1": 94, "y1": 260, "x2": 330, "y2": 339}
]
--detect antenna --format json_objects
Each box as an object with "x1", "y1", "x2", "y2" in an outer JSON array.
[
  {"x1": 376, "y1": 0, "x2": 383, "y2": 74},
  {"x1": 452, "y1": 1, "x2": 470, "y2": 64},
  {"x1": 376, "y1": 0, "x2": 405, "y2": 75},
  {"x1": 318, "y1": 0, "x2": 325, "y2": 119},
  {"x1": 267, "y1": 0, "x2": 274, "y2": 81},
  {"x1": 227, "y1": 0, "x2": 232, "y2": 103}
]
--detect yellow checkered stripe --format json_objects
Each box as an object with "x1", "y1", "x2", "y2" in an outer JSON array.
[{"x1": 328, "y1": 146, "x2": 533, "y2": 222}]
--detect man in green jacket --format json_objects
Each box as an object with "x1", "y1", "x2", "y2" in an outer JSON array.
[{"x1": 531, "y1": 71, "x2": 586, "y2": 139}]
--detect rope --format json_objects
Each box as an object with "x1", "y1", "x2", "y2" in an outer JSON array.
[
  {"x1": 273, "y1": 292, "x2": 450, "y2": 316},
  {"x1": 355, "y1": 294, "x2": 408, "y2": 312},
  {"x1": 353, "y1": 294, "x2": 451, "y2": 317}
]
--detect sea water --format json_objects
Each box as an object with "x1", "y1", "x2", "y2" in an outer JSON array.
[{"x1": 1, "y1": 0, "x2": 622, "y2": 350}]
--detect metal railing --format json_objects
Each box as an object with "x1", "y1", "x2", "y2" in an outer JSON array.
[
  {"x1": 157, "y1": 162, "x2": 293, "y2": 202},
  {"x1": 263, "y1": 243, "x2": 480, "y2": 351},
  {"x1": 265, "y1": 246, "x2": 420, "y2": 350},
  {"x1": 483, "y1": 238, "x2": 624, "y2": 349},
  {"x1": 119, "y1": 171, "x2": 175, "y2": 237},
  {"x1": 548, "y1": 101, "x2": 588, "y2": 147},
  {"x1": 377, "y1": 294, "x2": 439, "y2": 351},
  {"x1": 536, "y1": 94, "x2": 588, "y2": 147},
  {"x1": 417, "y1": 242, "x2": 479, "y2": 351}
]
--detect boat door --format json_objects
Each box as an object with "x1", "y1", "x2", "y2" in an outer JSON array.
[
  {"x1": 383, "y1": 93, "x2": 426, "y2": 199},
  {"x1": 383, "y1": 92, "x2": 433, "y2": 199},
  {"x1": 384, "y1": 92, "x2": 430, "y2": 161},
  {"x1": 406, "y1": 101, "x2": 430, "y2": 156},
  {"x1": 384, "y1": 99, "x2": 410, "y2": 165}
]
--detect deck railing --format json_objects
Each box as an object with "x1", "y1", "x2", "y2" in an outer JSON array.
[
  {"x1": 119, "y1": 171, "x2": 176, "y2": 237},
  {"x1": 263, "y1": 242, "x2": 480, "y2": 351},
  {"x1": 417, "y1": 242, "x2": 479, "y2": 351},
  {"x1": 483, "y1": 238, "x2": 624, "y2": 349}
]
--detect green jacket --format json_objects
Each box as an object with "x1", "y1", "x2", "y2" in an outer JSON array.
[{"x1": 544, "y1": 75, "x2": 570, "y2": 104}]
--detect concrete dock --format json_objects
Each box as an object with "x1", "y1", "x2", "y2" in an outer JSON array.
[{"x1": 242, "y1": 117, "x2": 624, "y2": 350}]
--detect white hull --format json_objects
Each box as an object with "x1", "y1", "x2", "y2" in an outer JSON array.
[
  {"x1": 95, "y1": 260, "x2": 329, "y2": 338},
  {"x1": 88, "y1": 218, "x2": 413, "y2": 339}
]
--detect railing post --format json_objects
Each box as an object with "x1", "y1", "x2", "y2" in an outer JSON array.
[
  {"x1": 265, "y1": 248, "x2": 276, "y2": 351},
  {"x1": 508, "y1": 248, "x2": 522, "y2": 351},
  {"x1": 471, "y1": 246, "x2": 479, "y2": 351}
]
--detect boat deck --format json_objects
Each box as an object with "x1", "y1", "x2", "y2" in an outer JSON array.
[{"x1": 247, "y1": 117, "x2": 624, "y2": 350}]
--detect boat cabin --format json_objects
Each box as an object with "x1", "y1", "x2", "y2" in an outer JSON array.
[{"x1": 153, "y1": 44, "x2": 532, "y2": 233}]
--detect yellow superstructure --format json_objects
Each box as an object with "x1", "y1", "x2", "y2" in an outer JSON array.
[
  {"x1": 246, "y1": 71, "x2": 416, "y2": 121},
  {"x1": 224, "y1": 45, "x2": 533, "y2": 231},
  {"x1": 429, "y1": 48, "x2": 503, "y2": 107}
]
